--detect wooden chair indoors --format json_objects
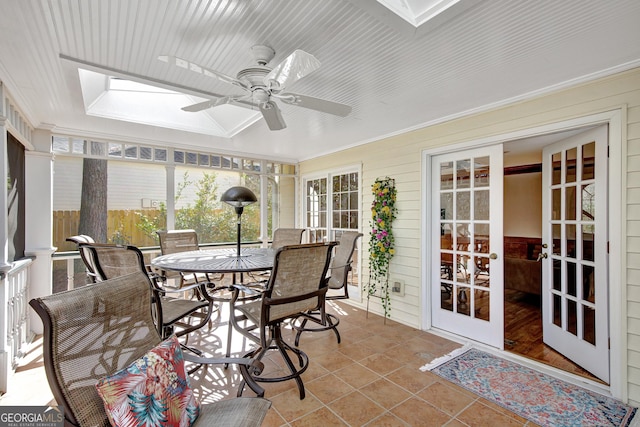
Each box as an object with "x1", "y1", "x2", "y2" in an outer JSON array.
[
  {"x1": 29, "y1": 271, "x2": 270, "y2": 427},
  {"x1": 270, "y1": 227, "x2": 305, "y2": 249},
  {"x1": 229, "y1": 242, "x2": 336, "y2": 400},
  {"x1": 79, "y1": 243, "x2": 216, "y2": 341},
  {"x1": 292, "y1": 231, "x2": 363, "y2": 346}
]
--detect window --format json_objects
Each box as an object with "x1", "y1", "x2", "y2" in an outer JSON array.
[
  {"x1": 304, "y1": 168, "x2": 361, "y2": 299},
  {"x1": 51, "y1": 134, "x2": 298, "y2": 288},
  {"x1": 304, "y1": 169, "x2": 360, "y2": 241}
]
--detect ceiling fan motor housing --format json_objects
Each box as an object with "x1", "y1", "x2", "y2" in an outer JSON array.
[{"x1": 236, "y1": 66, "x2": 271, "y2": 88}]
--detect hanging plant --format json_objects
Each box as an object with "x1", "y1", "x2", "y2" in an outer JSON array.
[{"x1": 366, "y1": 177, "x2": 397, "y2": 318}]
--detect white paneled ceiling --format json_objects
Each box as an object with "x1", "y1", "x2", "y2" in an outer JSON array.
[{"x1": 1, "y1": 0, "x2": 639, "y2": 162}]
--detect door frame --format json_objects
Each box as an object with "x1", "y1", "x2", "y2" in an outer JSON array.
[{"x1": 421, "y1": 109, "x2": 626, "y2": 400}]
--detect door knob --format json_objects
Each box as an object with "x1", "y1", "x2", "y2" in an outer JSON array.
[
  {"x1": 489, "y1": 253, "x2": 498, "y2": 259},
  {"x1": 536, "y1": 252, "x2": 548, "y2": 262}
]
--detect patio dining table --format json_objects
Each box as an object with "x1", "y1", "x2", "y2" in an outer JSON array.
[
  {"x1": 151, "y1": 246, "x2": 277, "y2": 276},
  {"x1": 151, "y1": 246, "x2": 276, "y2": 359}
]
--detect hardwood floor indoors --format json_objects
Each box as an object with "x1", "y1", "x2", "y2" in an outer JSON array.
[{"x1": 503, "y1": 288, "x2": 602, "y2": 384}]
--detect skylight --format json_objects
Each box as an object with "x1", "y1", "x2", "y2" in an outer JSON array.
[
  {"x1": 108, "y1": 77, "x2": 177, "y2": 94},
  {"x1": 77, "y1": 69, "x2": 261, "y2": 137},
  {"x1": 377, "y1": 0, "x2": 460, "y2": 27}
]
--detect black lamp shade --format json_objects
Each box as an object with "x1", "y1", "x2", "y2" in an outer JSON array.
[
  {"x1": 221, "y1": 186, "x2": 257, "y2": 207},
  {"x1": 222, "y1": 186, "x2": 257, "y2": 257}
]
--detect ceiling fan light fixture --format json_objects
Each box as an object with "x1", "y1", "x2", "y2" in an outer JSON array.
[{"x1": 252, "y1": 89, "x2": 270, "y2": 105}]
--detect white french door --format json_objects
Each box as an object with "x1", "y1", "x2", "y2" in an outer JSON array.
[
  {"x1": 431, "y1": 145, "x2": 504, "y2": 348},
  {"x1": 541, "y1": 125, "x2": 609, "y2": 383}
]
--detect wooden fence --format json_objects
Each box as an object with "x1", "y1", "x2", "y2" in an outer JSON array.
[{"x1": 54, "y1": 209, "x2": 163, "y2": 251}]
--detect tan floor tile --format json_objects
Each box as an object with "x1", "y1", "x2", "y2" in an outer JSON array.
[
  {"x1": 385, "y1": 366, "x2": 438, "y2": 394},
  {"x1": 334, "y1": 363, "x2": 380, "y2": 389},
  {"x1": 367, "y1": 333, "x2": 403, "y2": 349},
  {"x1": 301, "y1": 359, "x2": 331, "y2": 382},
  {"x1": 306, "y1": 373, "x2": 355, "y2": 404},
  {"x1": 476, "y1": 398, "x2": 528, "y2": 424},
  {"x1": 261, "y1": 407, "x2": 288, "y2": 427},
  {"x1": 259, "y1": 375, "x2": 298, "y2": 398},
  {"x1": 359, "y1": 353, "x2": 404, "y2": 375},
  {"x1": 390, "y1": 397, "x2": 451, "y2": 426},
  {"x1": 443, "y1": 419, "x2": 469, "y2": 427},
  {"x1": 383, "y1": 344, "x2": 435, "y2": 369},
  {"x1": 456, "y1": 401, "x2": 524, "y2": 427},
  {"x1": 432, "y1": 379, "x2": 477, "y2": 401},
  {"x1": 290, "y1": 406, "x2": 348, "y2": 427},
  {"x1": 301, "y1": 338, "x2": 343, "y2": 358},
  {"x1": 269, "y1": 388, "x2": 324, "y2": 422},
  {"x1": 360, "y1": 378, "x2": 412, "y2": 410},
  {"x1": 365, "y1": 412, "x2": 412, "y2": 426},
  {"x1": 328, "y1": 391, "x2": 386, "y2": 426},
  {"x1": 338, "y1": 340, "x2": 379, "y2": 361},
  {"x1": 315, "y1": 349, "x2": 356, "y2": 371},
  {"x1": 336, "y1": 325, "x2": 376, "y2": 343},
  {"x1": 417, "y1": 381, "x2": 475, "y2": 416}
]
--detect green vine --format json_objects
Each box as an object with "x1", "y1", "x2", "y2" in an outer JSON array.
[{"x1": 367, "y1": 177, "x2": 397, "y2": 318}]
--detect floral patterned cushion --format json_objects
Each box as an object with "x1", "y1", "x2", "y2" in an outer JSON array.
[{"x1": 96, "y1": 335, "x2": 200, "y2": 426}]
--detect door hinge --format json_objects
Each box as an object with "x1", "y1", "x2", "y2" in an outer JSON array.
[
  {"x1": 607, "y1": 145, "x2": 610, "y2": 157},
  {"x1": 607, "y1": 241, "x2": 610, "y2": 254}
]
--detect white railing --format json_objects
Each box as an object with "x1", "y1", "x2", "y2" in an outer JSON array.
[
  {"x1": 0, "y1": 257, "x2": 33, "y2": 393},
  {"x1": 52, "y1": 242, "x2": 248, "y2": 292},
  {"x1": 54, "y1": 248, "x2": 163, "y2": 291}
]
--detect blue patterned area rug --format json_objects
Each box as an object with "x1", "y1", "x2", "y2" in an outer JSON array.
[{"x1": 420, "y1": 347, "x2": 637, "y2": 427}]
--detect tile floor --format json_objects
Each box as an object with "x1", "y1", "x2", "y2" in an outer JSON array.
[{"x1": 2, "y1": 299, "x2": 541, "y2": 426}]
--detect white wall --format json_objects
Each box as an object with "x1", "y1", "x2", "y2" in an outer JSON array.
[{"x1": 504, "y1": 173, "x2": 542, "y2": 238}]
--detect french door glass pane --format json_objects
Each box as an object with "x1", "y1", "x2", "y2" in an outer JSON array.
[
  {"x1": 439, "y1": 155, "x2": 492, "y2": 321},
  {"x1": 548, "y1": 141, "x2": 598, "y2": 346}
]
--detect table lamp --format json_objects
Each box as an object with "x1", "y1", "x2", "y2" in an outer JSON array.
[{"x1": 221, "y1": 186, "x2": 257, "y2": 257}]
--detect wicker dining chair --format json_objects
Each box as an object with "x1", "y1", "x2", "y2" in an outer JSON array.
[
  {"x1": 229, "y1": 242, "x2": 336, "y2": 400},
  {"x1": 292, "y1": 231, "x2": 363, "y2": 345},
  {"x1": 79, "y1": 242, "x2": 216, "y2": 340},
  {"x1": 29, "y1": 271, "x2": 270, "y2": 427}
]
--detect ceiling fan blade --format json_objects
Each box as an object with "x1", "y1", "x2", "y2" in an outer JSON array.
[
  {"x1": 182, "y1": 95, "x2": 257, "y2": 112},
  {"x1": 264, "y1": 50, "x2": 321, "y2": 91},
  {"x1": 181, "y1": 99, "x2": 218, "y2": 112},
  {"x1": 278, "y1": 93, "x2": 352, "y2": 117},
  {"x1": 259, "y1": 101, "x2": 286, "y2": 131},
  {"x1": 158, "y1": 55, "x2": 248, "y2": 90}
]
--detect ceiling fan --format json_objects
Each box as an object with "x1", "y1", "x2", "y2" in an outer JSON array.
[{"x1": 159, "y1": 45, "x2": 351, "y2": 131}]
